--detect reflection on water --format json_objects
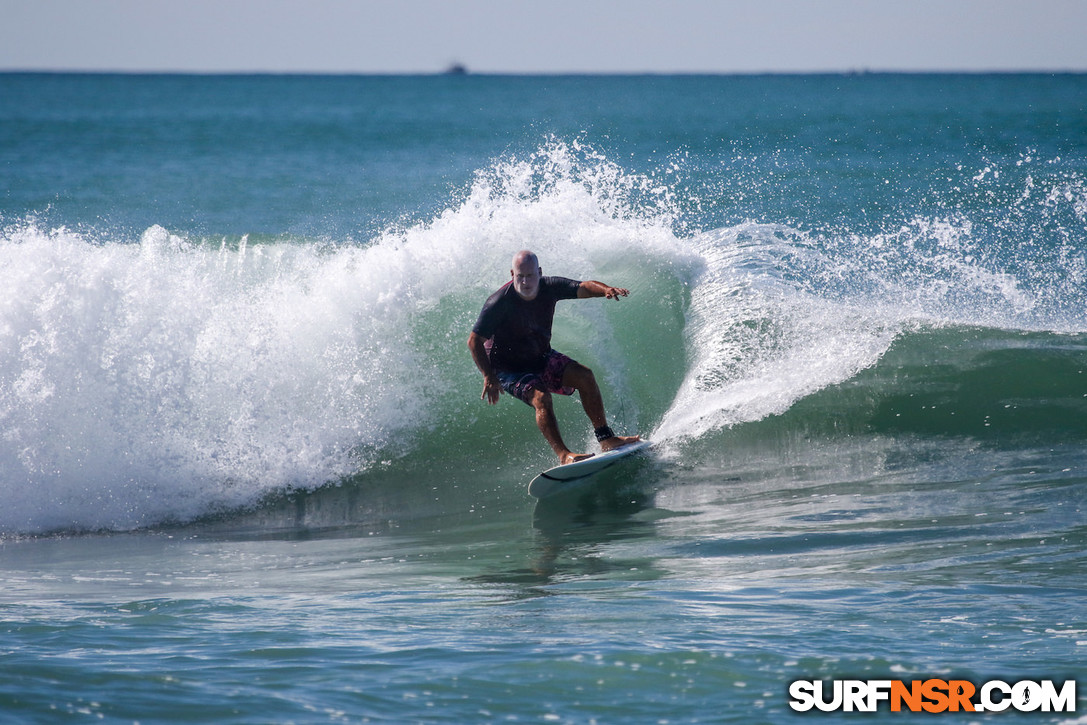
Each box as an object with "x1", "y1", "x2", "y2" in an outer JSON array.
[
  {"x1": 463, "y1": 464, "x2": 678, "y2": 598},
  {"x1": 530, "y1": 477, "x2": 657, "y2": 582}
]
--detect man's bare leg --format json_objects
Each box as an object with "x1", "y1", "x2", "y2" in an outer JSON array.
[
  {"x1": 529, "y1": 389, "x2": 593, "y2": 465},
  {"x1": 561, "y1": 362, "x2": 641, "y2": 452}
]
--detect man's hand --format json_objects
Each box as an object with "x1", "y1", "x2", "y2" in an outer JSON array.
[
  {"x1": 578, "y1": 280, "x2": 630, "y2": 300},
  {"x1": 603, "y1": 285, "x2": 628, "y2": 300},
  {"x1": 468, "y1": 331, "x2": 502, "y2": 405},
  {"x1": 481, "y1": 375, "x2": 502, "y2": 405}
]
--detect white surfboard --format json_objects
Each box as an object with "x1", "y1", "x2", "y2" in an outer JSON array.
[{"x1": 528, "y1": 439, "x2": 652, "y2": 498}]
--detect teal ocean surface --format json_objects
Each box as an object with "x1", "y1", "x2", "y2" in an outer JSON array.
[{"x1": 1, "y1": 73, "x2": 1085, "y2": 722}]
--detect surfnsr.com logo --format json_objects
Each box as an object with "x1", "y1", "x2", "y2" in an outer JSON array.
[{"x1": 789, "y1": 679, "x2": 1077, "y2": 713}]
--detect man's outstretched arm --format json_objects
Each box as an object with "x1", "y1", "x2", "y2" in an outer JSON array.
[
  {"x1": 467, "y1": 331, "x2": 502, "y2": 405},
  {"x1": 577, "y1": 280, "x2": 629, "y2": 300}
]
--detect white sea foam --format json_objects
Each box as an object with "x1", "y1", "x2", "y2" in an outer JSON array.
[
  {"x1": 0, "y1": 223, "x2": 429, "y2": 532},
  {"x1": 0, "y1": 142, "x2": 692, "y2": 534}
]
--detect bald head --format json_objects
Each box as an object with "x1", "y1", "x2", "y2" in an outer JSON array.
[{"x1": 512, "y1": 250, "x2": 539, "y2": 271}]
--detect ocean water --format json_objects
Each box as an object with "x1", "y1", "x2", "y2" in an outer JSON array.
[{"x1": 1, "y1": 72, "x2": 1085, "y2": 722}]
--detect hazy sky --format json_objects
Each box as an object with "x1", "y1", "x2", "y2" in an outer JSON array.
[{"x1": 3, "y1": 0, "x2": 1086, "y2": 74}]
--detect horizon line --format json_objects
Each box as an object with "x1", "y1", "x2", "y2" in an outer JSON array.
[{"x1": 4, "y1": 67, "x2": 1087, "y2": 77}]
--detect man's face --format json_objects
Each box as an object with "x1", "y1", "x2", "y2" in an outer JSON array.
[{"x1": 511, "y1": 258, "x2": 541, "y2": 300}]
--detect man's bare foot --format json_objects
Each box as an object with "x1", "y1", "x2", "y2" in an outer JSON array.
[
  {"x1": 600, "y1": 434, "x2": 641, "y2": 452},
  {"x1": 560, "y1": 451, "x2": 594, "y2": 465}
]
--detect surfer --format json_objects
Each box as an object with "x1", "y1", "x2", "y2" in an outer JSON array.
[{"x1": 468, "y1": 250, "x2": 641, "y2": 465}]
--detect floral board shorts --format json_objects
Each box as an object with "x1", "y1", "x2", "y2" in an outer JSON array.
[{"x1": 496, "y1": 350, "x2": 576, "y2": 405}]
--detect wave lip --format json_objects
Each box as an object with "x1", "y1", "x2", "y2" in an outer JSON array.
[
  {"x1": 653, "y1": 209, "x2": 1087, "y2": 448},
  {"x1": 654, "y1": 223, "x2": 900, "y2": 442}
]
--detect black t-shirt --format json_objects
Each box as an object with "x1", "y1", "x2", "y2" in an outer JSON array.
[{"x1": 472, "y1": 276, "x2": 581, "y2": 373}]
